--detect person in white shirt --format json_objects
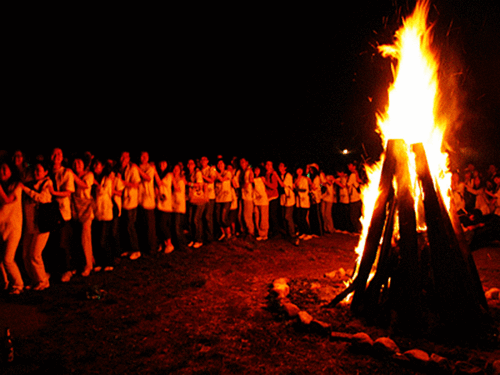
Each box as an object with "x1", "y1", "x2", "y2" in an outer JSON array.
[
  {"x1": 92, "y1": 159, "x2": 117, "y2": 272},
  {"x1": 119, "y1": 151, "x2": 142, "y2": 261},
  {"x1": 0, "y1": 162, "x2": 25, "y2": 294},
  {"x1": 278, "y1": 162, "x2": 298, "y2": 244},
  {"x1": 200, "y1": 156, "x2": 216, "y2": 242},
  {"x1": 336, "y1": 169, "x2": 350, "y2": 233},
  {"x1": 214, "y1": 159, "x2": 233, "y2": 241},
  {"x1": 172, "y1": 163, "x2": 187, "y2": 248},
  {"x1": 72, "y1": 158, "x2": 95, "y2": 277},
  {"x1": 238, "y1": 158, "x2": 255, "y2": 238},
  {"x1": 21, "y1": 161, "x2": 53, "y2": 290},
  {"x1": 49, "y1": 148, "x2": 76, "y2": 283},
  {"x1": 294, "y1": 167, "x2": 311, "y2": 240},
  {"x1": 186, "y1": 159, "x2": 206, "y2": 248},
  {"x1": 253, "y1": 165, "x2": 269, "y2": 241},
  {"x1": 138, "y1": 151, "x2": 160, "y2": 255},
  {"x1": 320, "y1": 173, "x2": 336, "y2": 234},
  {"x1": 156, "y1": 161, "x2": 174, "y2": 253},
  {"x1": 347, "y1": 162, "x2": 363, "y2": 234},
  {"x1": 307, "y1": 164, "x2": 323, "y2": 236}
]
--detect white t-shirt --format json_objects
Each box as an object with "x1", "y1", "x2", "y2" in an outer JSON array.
[
  {"x1": 139, "y1": 163, "x2": 156, "y2": 210},
  {"x1": 172, "y1": 177, "x2": 186, "y2": 214},
  {"x1": 280, "y1": 173, "x2": 295, "y2": 207},
  {"x1": 295, "y1": 176, "x2": 310, "y2": 209},
  {"x1": 215, "y1": 170, "x2": 233, "y2": 203},
  {"x1": 53, "y1": 166, "x2": 75, "y2": 221},
  {"x1": 157, "y1": 172, "x2": 173, "y2": 213},
  {"x1": 122, "y1": 163, "x2": 141, "y2": 210}
]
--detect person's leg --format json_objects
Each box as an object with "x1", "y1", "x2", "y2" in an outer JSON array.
[
  {"x1": 2, "y1": 231, "x2": 24, "y2": 292},
  {"x1": 81, "y1": 219, "x2": 94, "y2": 275}
]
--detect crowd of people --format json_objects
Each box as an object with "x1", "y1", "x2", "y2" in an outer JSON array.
[
  {"x1": 450, "y1": 162, "x2": 500, "y2": 249},
  {"x1": 0, "y1": 148, "x2": 367, "y2": 295}
]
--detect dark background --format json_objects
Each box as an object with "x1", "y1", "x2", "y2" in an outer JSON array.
[{"x1": 5, "y1": 0, "x2": 500, "y2": 172}]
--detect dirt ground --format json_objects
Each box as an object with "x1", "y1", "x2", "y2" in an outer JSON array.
[{"x1": 1, "y1": 233, "x2": 499, "y2": 374}]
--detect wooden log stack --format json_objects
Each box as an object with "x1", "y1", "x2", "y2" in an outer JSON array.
[{"x1": 327, "y1": 139, "x2": 492, "y2": 339}]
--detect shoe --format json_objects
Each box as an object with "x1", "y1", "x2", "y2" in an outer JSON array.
[
  {"x1": 256, "y1": 236, "x2": 268, "y2": 241},
  {"x1": 303, "y1": 234, "x2": 312, "y2": 240},
  {"x1": 61, "y1": 270, "x2": 75, "y2": 283},
  {"x1": 81, "y1": 267, "x2": 92, "y2": 277},
  {"x1": 34, "y1": 280, "x2": 50, "y2": 291},
  {"x1": 164, "y1": 244, "x2": 174, "y2": 254},
  {"x1": 187, "y1": 241, "x2": 194, "y2": 247},
  {"x1": 298, "y1": 234, "x2": 306, "y2": 239},
  {"x1": 94, "y1": 266, "x2": 102, "y2": 273},
  {"x1": 121, "y1": 252, "x2": 130, "y2": 257},
  {"x1": 193, "y1": 242, "x2": 203, "y2": 249},
  {"x1": 218, "y1": 233, "x2": 226, "y2": 241},
  {"x1": 129, "y1": 251, "x2": 141, "y2": 260},
  {"x1": 104, "y1": 266, "x2": 114, "y2": 272},
  {"x1": 9, "y1": 287, "x2": 23, "y2": 295},
  {"x1": 294, "y1": 238, "x2": 300, "y2": 246}
]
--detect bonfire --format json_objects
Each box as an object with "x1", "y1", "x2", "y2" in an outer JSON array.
[{"x1": 327, "y1": 0, "x2": 493, "y2": 338}]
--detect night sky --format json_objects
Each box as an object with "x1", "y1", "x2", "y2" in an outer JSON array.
[{"x1": 6, "y1": 0, "x2": 500, "y2": 172}]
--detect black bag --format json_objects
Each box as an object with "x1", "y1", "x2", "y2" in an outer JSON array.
[{"x1": 37, "y1": 201, "x2": 64, "y2": 233}]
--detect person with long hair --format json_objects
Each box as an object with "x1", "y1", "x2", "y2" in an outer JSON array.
[
  {"x1": 214, "y1": 159, "x2": 233, "y2": 241},
  {"x1": 253, "y1": 165, "x2": 269, "y2": 241},
  {"x1": 294, "y1": 166, "x2": 312, "y2": 240},
  {"x1": 0, "y1": 162, "x2": 25, "y2": 294},
  {"x1": 156, "y1": 161, "x2": 174, "y2": 253},
  {"x1": 92, "y1": 159, "x2": 117, "y2": 272},
  {"x1": 71, "y1": 158, "x2": 95, "y2": 277},
  {"x1": 21, "y1": 161, "x2": 53, "y2": 290},
  {"x1": 49, "y1": 148, "x2": 76, "y2": 283},
  {"x1": 172, "y1": 163, "x2": 187, "y2": 248}
]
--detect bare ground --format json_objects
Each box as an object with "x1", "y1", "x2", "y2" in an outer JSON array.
[{"x1": 1, "y1": 233, "x2": 499, "y2": 374}]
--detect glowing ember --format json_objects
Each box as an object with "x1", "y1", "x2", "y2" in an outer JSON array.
[{"x1": 350, "y1": 0, "x2": 453, "y2": 286}]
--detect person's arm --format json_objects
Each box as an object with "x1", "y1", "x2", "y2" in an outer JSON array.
[
  {"x1": 138, "y1": 165, "x2": 152, "y2": 182},
  {"x1": 0, "y1": 183, "x2": 22, "y2": 204}
]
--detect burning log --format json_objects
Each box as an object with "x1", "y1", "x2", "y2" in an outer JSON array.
[
  {"x1": 349, "y1": 139, "x2": 398, "y2": 314},
  {"x1": 412, "y1": 143, "x2": 488, "y2": 330}
]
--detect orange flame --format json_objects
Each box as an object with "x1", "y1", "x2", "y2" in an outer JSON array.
[{"x1": 350, "y1": 0, "x2": 452, "y2": 285}]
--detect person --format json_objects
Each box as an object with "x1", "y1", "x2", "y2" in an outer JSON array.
[
  {"x1": 466, "y1": 173, "x2": 491, "y2": 216},
  {"x1": 186, "y1": 159, "x2": 206, "y2": 249},
  {"x1": 347, "y1": 162, "x2": 363, "y2": 234},
  {"x1": 0, "y1": 162, "x2": 24, "y2": 294},
  {"x1": 485, "y1": 174, "x2": 500, "y2": 217},
  {"x1": 336, "y1": 169, "x2": 350, "y2": 233},
  {"x1": 156, "y1": 161, "x2": 174, "y2": 253},
  {"x1": 307, "y1": 164, "x2": 323, "y2": 237},
  {"x1": 277, "y1": 162, "x2": 298, "y2": 245},
  {"x1": 21, "y1": 161, "x2": 53, "y2": 290},
  {"x1": 200, "y1": 156, "x2": 216, "y2": 242},
  {"x1": 227, "y1": 164, "x2": 239, "y2": 237},
  {"x1": 238, "y1": 158, "x2": 255, "y2": 238},
  {"x1": 92, "y1": 159, "x2": 117, "y2": 272},
  {"x1": 264, "y1": 161, "x2": 281, "y2": 238},
  {"x1": 12, "y1": 150, "x2": 33, "y2": 183},
  {"x1": 294, "y1": 167, "x2": 311, "y2": 240},
  {"x1": 137, "y1": 151, "x2": 159, "y2": 255},
  {"x1": 71, "y1": 158, "x2": 95, "y2": 277},
  {"x1": 214, "y1": 159, "x2": 233, "y2": 241},
  {"x1": 172, "y1": 163, "x2": 187, "y2": 248},
  {"x1": 320, "y1": 173, "x2": 335, "y2": 234},
  {"x1": 253, "y1": 165, "x2": 269, "y2": 241},
  {"x1": 49, "y1": 148, "x2": 76, "y2": 283},
  {"x1": 118, "y1": 151, "x2": 142, "y2": 261},
  {"x1": 450, "y1": 171, "x2": 466, "y2": 216}
]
